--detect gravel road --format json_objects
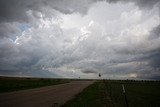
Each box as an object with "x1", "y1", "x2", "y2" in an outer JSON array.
[{"x1": 0, "y1": 81, "x2": 94, "y2": 107}]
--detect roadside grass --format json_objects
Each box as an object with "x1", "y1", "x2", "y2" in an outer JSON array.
[
  {"x1": 106, "y1": 80, "x2": 160, "y2": 107},
  {"x1": 63, "y1": 80, "x2": 160, "y2": 107},
  {"x1": 0, "y1": 76, "x2": 70, "y2": 93},
  {"x1": 62, "y1": 81, "x2": 112, "y2": 107}
]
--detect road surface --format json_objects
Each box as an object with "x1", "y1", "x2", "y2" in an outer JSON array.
[{"x1": 0, "y1": 81, "x2": 94, "y2": 107}]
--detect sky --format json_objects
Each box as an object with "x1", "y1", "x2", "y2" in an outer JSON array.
[{"x1": 0, "y1": 0, "x2": 160, "y2": 79}]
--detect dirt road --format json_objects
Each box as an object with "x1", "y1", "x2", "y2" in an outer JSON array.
[{"x1": 0, "y1": 81, "x2": 94, "y2": 107}]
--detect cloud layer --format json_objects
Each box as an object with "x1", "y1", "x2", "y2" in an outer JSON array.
[{"x1": 0, "y1": 0, "x2": 160, "y2": 79}]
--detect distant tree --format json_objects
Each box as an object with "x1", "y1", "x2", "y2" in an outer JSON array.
[{"x1": 99, "y1": 73, "x2": 101, "y2": 77}]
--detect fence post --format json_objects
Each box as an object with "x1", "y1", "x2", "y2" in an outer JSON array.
[{"x1": 122, "y1": 84, "x2": 129, "y2": 107}]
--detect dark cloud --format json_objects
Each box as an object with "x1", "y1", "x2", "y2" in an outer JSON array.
[
  {"x1": 149, "y1": 24, "x2": 160, "y2": 40},
  {"x1": 0, "y1": 0, "x2": 159, "y2": 79},
  {"x1": 0, "y1": 0, "x2": 159, "y2": 37},
  {"x1": 0, "y1": 0, "x2": 159, "y2": 23},
  {"x1": 81, "y1": 69, "x2": 97, "y2": 74},
  {"x1": 133, "y1": 0, "x2": 160, "y2": 9},
  {"x1": 0, "y1": 0, "x2": 99, "y2": 23},
  {"x1": 147, "y1": 50, "x2": 160, "y2": 68},
  {"x1": 140, "y1": 24, "x2": 160, "y2": 69},
  {"x1": 136, "y1": 69, "x2": 160, "y2": 80},
  {"x1": 148, "y1": 75, "x2": 160, "y2": 80},
  {"x1": 0, "y1": 69, "x2": 59, "y2": 78},
  {"x1": 0, "y1": 0, "x2": 29, "y2": 23},
  {"x1": 107, "y1": 0, "x2": 160, "y2": 9}
]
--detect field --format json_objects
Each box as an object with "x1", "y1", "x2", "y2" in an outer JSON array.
[
  {"x1": 0, "y1": 76, "x2": 70, "y2": 93},
  {"x1": 0, "y1": 80, "x2": 93, "y2": 107},
  {"x1": 1, "y1": 76, "x2": 160, "y2": 107},
  {"x1": 63, "y1": 80, "x2": 160, "y2": 107}
]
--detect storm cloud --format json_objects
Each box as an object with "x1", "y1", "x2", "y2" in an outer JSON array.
[{"x1": 0, "y1": 0, "x2": 160, "y2": 79}]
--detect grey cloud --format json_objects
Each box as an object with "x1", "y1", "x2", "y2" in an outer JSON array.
[
  {"x1": 146, "y1": 50, "x2": 160, "y2": 68},
  {"x1": 0, "y1": 0, "x2": 29, "y2": 23},
  {"x1": 136, "y1": 68, "x2": 160, "y2": 80},
  {"x1": 142, "y1": 24, "x2": 160, "y2": 69},
  {"x1": 0, "y1": 0, "x2": 160, "y2": 79},
  {"x1": 148, "y1": 75, "x2": 160, "y2": 80},
  {"x1": 0, "y1": 69, "x2": 59, "y2": 78},
  {"x1": 107, "y1": 0, "x2": 160, "y2": 9},
  {"x1": 0, "y1": 0, "x2": 98, "y2": 23},
  {"x1": 133, "y1": 0, "x2": 160, "y2": 9},
  {"x1": 0, "y1": 0, "x2": 159, "y2": 23},
  {"x1": 0, "y1": 0, "x2": 159, "y2": 38},
  {"x1": 0, "y1": 22, "x2": 21, "y2": 38},
  {"x1": 81, "y1": 69, "x2": 98, "y2": 74},
  {"x1": 149, "y1": 24, "x2": 160, "y2": 40}
]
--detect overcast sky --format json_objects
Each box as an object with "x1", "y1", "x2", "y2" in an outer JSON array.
[{"x1": 0, "y1": 0, "x2": 160, "y2": 79}]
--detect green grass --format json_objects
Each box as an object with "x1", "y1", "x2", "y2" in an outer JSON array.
[
  {"x1": 63, "y1": 80, "x2": 160, "y2": 107},
  {"x1": 106, "y1": 80, "x2": 160, "y2": 107},
  {"x1": 62, "y1": 81, "x2": 112, "y2": 107},
  {"x1": 0, "y1": 76, "x2": 70, "y2": 93},
  {"x1": 1, "y1": 77, "x2": 160, "y2": 107}
]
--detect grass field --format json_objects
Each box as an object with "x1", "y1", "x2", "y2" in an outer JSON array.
[
  {"x1": 62, "y1": 81, "x2": 109, "y2": 107},
  {"x1": 1, "y1": 77, "x2": 160, "y2": 107},
  {"x1": 0, "y1": 76, "x2": 70, "y2": 93},
  {"x1": 63, "y1": 80, "x2": 160, "y2": 107}
]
